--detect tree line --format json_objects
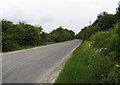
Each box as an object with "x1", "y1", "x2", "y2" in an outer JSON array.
[
  {"x1": 2, "y1": 20, "x2": 75, "y2": 52},
  {"x1": 76, "y1": 7, "x2": 120, "y2": 40},
  {"x1": 75, "y1": 4, "x2": 120, "y2": 83}
]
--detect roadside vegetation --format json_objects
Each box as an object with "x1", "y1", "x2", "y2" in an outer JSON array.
[
  {"x1": 2, "y1": 21, "x2": 75, "y2": 52},
  {"x1": 56, "y1": 42, "x2": 92, "y2": 83},
  {"x1": 0, "y1": 21, "x2": 1, "y2": 52},
  {"x1": 55, "y1": 4, "x2": 120, "y2": 83}
]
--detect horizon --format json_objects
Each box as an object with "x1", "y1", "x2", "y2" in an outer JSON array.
[{"x1": 1, "y1": 0, "x2": 119, "y2": 34}]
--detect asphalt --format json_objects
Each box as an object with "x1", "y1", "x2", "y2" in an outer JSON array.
[{"x1": 2, "y1": 39, "x2": 81, "y2": 83}]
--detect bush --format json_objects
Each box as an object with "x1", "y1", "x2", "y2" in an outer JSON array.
[
  {"x1": 2, "y1": 34, "x2": 20, "y2": 52},
  {"x1": 87, "y1": 22, "x2": 120, "y2": 83}
]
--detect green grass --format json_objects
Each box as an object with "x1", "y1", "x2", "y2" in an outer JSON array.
[
  {"x1": 55, "y1": 22, "x2": 120, "y2": 83},
  {"x1": 55, "y1": 41, "x2": 93, "y2": 83},
  {"x1": 55, "y1": 41, "x2": 115, "y2": 83}
]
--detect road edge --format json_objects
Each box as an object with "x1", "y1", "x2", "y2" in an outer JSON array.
[
  {"x1": 38, "y1": 40, "x2": 82, "y2": 83},
  {"x1": 2, "y1": 40, "x2": 77, "y2": 55}
]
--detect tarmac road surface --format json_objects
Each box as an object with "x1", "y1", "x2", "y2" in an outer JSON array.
[{"x1": 2, "y1": 39, "x2": 81, "y2": 83}]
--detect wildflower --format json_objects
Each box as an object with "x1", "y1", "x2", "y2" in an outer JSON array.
[
  {"x1": 99, "y1": 48, "x2": 103, "y2": 52},
  {"x1": 115, "y1": 64, "x2": 120, "y2": 67},
  {"x1": 89, "y1": 44, "x2": 91, "y2": 46},
  {"x1": 104, "y1": 48, "x2": 107, "y2": 50}
]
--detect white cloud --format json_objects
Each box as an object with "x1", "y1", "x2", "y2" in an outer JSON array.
[{"x1": 1, "y1": 0, "x2": 119, "y2": 33}]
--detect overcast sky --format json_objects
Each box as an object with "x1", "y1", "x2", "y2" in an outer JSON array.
[{"x1": 1, "y1": 0, "x2": 119, "y2": 33}]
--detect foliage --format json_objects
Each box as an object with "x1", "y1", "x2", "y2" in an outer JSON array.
[
  {"x1": 55, "y1": 42, "x2": 93, "y2": 83},
  {"x1": 116, "y1": 4, "x2": 120, "y2": 21},
  {"x1": 57, "y1": 5, "x2": 120, "y2": 83},
  {"x1": 76, "y1": 10, "x2": 118, "y2": 40},
  {"x1": 50, "y1": 26, "x2": 75, "y2": 42},
  {"x1": 97, "y1": 14, "x2": 116, "y2": 31},
  {"x1": 56, "y1": 22, "x2": 120, "y2": 83},
  {"x1": 2, "y1": 33, "x2": 20, "y2": 52},
  {"x1": 2, "y1": 20, "x2": 42, "y2": 52},
  {"x1": 88, "y1": 22, "x2": 120, "y2": 83},
  {"x1": 40, "y1": 32, "x2": 53, "y2": 44},
  {"x1": 89, "y1": 23, "x2": 120, "y2": 60},
  {"x1": 76, "y1": 25, "x2": 100, "y2": 40},
  {"x1": 2, "y1": 20, "x2": 75, "y2": 52},
  {"x1": 75, "y1": 6, "x2": 120, "y2": 82},
  {"x1": 0, "y1": 20, "x2": 2, "y2": 51}
]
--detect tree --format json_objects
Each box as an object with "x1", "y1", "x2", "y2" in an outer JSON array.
[
  {"x1": 2, "y1": 20, "x2": 14, "y2": 33},
  {"x1": 2, "y1": 20, "x2": 75, "y2": 52},
  {"x1": 116, "y1": 2, "x2": 120, "y2": 21},
  {"x1": 41, "y1": 32, "x2": 52, "y2": 43},
  {"x1": 98, "y1": 13, "x2": 116, "y2": 31},
  {"x1": 2, "y1": 20, "x2": 42, "y2": 52},
  {"x1": 50, "y1": 26, "x2": 75, "y2": 42}
]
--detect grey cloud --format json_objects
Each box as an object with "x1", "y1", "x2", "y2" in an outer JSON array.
[
  {"x1": 39, "y1": 16, "x2": 54, "y2": 24},
  {"x1": 1, "y1": 0, "x2": 119, "y2": 33}
]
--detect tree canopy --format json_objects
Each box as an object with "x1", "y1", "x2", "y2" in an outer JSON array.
[{"x1": 2, "y1": 20, "x2": 75, "y2": 52}]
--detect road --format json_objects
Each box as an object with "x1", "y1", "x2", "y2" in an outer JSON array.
[{"x1": 2, "y1": 40, "x2": 81, "y2": 83}]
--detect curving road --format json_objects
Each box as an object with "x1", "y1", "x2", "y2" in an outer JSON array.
[{"x1": 2, "y1": 39, "x2": 81, "y2": 83}]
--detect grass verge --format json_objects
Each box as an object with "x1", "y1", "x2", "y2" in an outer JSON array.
[
  {"x1": 55, "y1": 36, "x2": 119, "y2": 83},
  {"x1": 55, "y1": 41, "x2": 93, "y2": 83}
]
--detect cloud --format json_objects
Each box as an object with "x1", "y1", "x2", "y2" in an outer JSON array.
[
  {"x1": 1, "y1": 0, "x2": 120, "y2": 33},
  {"x1": 39, "y1": 16, "x2": 54, "y2": 24}
]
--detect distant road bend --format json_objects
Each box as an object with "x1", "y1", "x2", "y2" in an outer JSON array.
[{"x1": 2, "y1": 39, "x2": 81, "y2": 83}]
